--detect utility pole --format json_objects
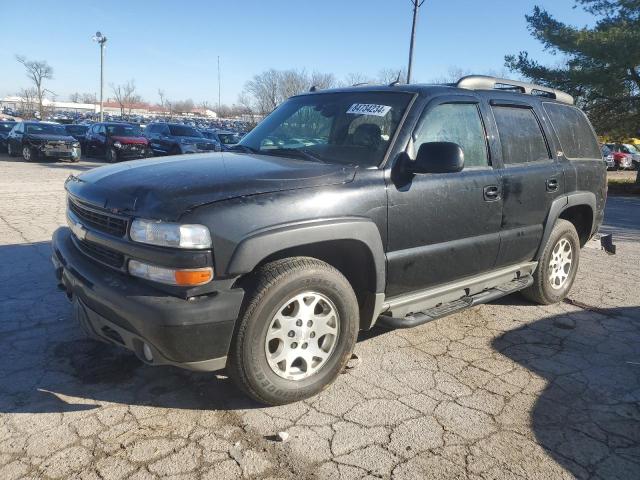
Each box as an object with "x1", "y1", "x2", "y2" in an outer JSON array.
[
  {"x1": 93, "y1": 32, "x2": 108, "y2": 121},
  {"x1": 407, "y1": 0, "x2": 425, "y2": 84},
  {"x1": 217, "y1": 56, "x2": 221, "y2": 115}
]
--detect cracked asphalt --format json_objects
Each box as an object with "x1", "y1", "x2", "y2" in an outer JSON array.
[{"x1": 1, "y1": 153, "x2": 639, "y2": 480}]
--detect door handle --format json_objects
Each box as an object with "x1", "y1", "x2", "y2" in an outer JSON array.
[
  {"x1": 546, "y1": 178, "x2": 559, "y2": 192},
  {"x1": 483, "y1": 185, "x2": 501, "y2": 201}
]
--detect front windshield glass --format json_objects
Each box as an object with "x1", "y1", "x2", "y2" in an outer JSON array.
[
  {"x1": 65, "y1": 125, "x2": 88, "y2": 134},
  {"x1": 107, "y1": 124, "x2": 142, "y2": 137},
  {"x1": 218, "y1": 133, "x2": 240, "y2": 144},
  {"x1": 168, "y1": 125, "x2": 202, "y2": 137},
  {"x1": 0, "y1": 123, "x2": 15, "y2": 132},
  {"x1": 623, "y1": 144, "x2": 639, "y2": 154},
  {"x1": 26, "y1": 123, "x2": 67, "y2": 135},
  {"x1": 239, "y1": 91, "x2": 413, "y2": 167}
]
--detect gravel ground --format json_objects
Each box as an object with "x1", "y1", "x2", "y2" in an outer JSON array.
[{"x1": 0, "y1": 153, "x2": 638, "y2": 480}]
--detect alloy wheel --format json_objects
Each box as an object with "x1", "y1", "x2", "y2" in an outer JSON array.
[
  {"x1": 548, "y1": 238, "x2": 572, "y2": 290},
  {"x1": 22, "y1": 146, "x2": 31, "y2": 161},
  {"x1": 264, "y1": 291, "x2": 340, "y2": 381}
]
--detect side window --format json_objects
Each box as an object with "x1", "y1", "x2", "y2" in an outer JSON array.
[
  {"x1": 492, "y1": 106, "x2": 550, "y2": 164},
  {"x1": 543, "y1": 103, "x2": 600, "y2": 159},
  {"x1": 414, "y1": 103, "x2": 489, "y2": 168}
]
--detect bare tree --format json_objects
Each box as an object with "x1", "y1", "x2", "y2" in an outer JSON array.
[
  {"x1": 378, "y1": 67, "x2": 407, "y2": 85},
  {"x1": 17, "y1": 88, "x2": 38, "y2": 118},
  {"x1": 172, "y1": 99, "x2": 194, "y2": 114},
  {"x1": 15, "y1": 55, "x2": 53, "y2": 119},
  {"x1": 342, "y1": 72, "x2": 375, "y2": 86},
  {"x1": 158, "y1": 89, "x2": 166, "y2": 109},
  {"x1": 309, "y1": 71, "x2": 337, "y2": 90},
  {"x1": 69, "y1": 92, "x2": 81, "y2": 103},
  {"x1": 111, "y1": 80, "x2": 139, "y2": 117},
  {"x1": 81, "y1": 93, "x2": 97, "y2": 104}
]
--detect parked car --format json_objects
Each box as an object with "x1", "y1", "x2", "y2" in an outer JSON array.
[
  {"x1": 0, "y1": 121, "x2": 17, "y2": 151},
  {"x1": 64, "y1": 124, "x2": 89, "y2": 150},
  {"x1": 199, "y1": 129, "x2": 242, "y2": 151},
  {"x1": 144, "y1": 123, "x2": 218, "y2": 155},
  {"x1": 621, "y1": 143, "x2": 640, "y2": 169},
  {"x1": 604, "y1": 143, "x2": 634, "y2": 169},
  {"x1": 52, "y1": 76, "x2": 608, "y2": 405},
  {"x1": 601, "y1": 145, "x2": 616, "y2": 169},
  {"x1": 85, "y1": 122, "x2": 151, "y2": 162},
  {"x1": 6, "y1": 121, "x2": 81, "y2": 162}
]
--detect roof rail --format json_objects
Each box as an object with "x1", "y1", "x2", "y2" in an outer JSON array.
[{"x1": 456, "y1": 75, "x2": 574, "y2": 105}]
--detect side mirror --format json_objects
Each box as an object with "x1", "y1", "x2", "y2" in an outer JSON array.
[{"x1": 409, "y1": 141, "x2": 464, "y2": 174}]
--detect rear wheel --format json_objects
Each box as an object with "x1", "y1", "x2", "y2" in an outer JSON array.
[
  {"x1": 106, "y1": 147, "x2": 118, "y2": 163},
  {"x1": 522, "y1": 219, "x2": 580, "y2": 305},
  {"x1": 228, "y1": 257, "x2": 359, "y2": 405}
]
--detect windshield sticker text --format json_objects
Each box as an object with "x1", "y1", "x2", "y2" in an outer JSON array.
[{"x1": 347, "y1": 104, "x2": 392, "y2": 117}]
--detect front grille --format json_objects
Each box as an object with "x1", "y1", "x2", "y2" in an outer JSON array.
[
  {"x1": 76, "y1": 239, "x2": 124, "y2": 269},
  {"x1": 68, "y1": 199, "x2": 128, "y2": 237}
]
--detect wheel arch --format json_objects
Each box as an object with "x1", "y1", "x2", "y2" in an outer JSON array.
[
  {"x1": 536, "y1": 192, "x2": 596, "y2": 260},
  {"x1": 227, "y1": 218, "x2": 386, "y2": 330}
]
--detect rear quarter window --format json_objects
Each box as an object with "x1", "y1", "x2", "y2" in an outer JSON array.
[{"x1": 543, "y1": 103, "x2": 600, "y2": 159}]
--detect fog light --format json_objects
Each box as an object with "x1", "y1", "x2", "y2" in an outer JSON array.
[
  {"x1": 142, "y1": 343, "x2": 153, "y2": 362},
  {"x1": 128, "y1": 259, "x2": 213, "y2": 286}
]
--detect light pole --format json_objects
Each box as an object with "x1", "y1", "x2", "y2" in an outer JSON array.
[
  {"x1": 407, "y1": 0, "x2": 425, "y2": 84},
  {"x1": 92, "y1": 31, "x2": 107, "y2": 122}
]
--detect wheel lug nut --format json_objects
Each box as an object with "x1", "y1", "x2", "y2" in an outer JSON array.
[
  {"x1": 296, "y1": 319, "x2": 303, "y2": 327},
  {"x1": 310, "y1": 332, "x2": 316, "y2": 338},
  {"x1": 288, "y1": 330, "x2": 295, "y2": 338},
  {"x1": 302, "y1": 343, "x2": 308, "y2": 349},
  {"x1": 307, "y1": 320, "x2": 313, "y2": 327},
  {"x1": 291, "y1": 342, "x2": 298, "y2": 349}
]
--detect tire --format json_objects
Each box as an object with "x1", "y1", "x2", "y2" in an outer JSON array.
[
  {"x1": 7, "y1": 142, "x2": 17, "y2": 157},
  {"x1": 522, "y1": 219, "x2": 580, "y2": 305},
  {"x1": 22, "y1": 145, "x2": 36, "y2": 162},
  {"x1": 106, "y1": 147, "x2": 118, "y2": 163},
  {"x1": 227, "y1": 257, "x2": 359, "y2": 405}
]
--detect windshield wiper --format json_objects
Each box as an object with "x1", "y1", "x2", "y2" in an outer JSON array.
[{"x1": 261, "y1": 148, "x2": 325, "y2": 163}]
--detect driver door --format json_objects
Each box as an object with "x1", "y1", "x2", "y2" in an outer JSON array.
[{"x1": 386, "y1": 96, "x2": 503, "y2": 297}]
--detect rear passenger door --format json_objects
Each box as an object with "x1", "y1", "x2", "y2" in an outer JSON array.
[
  {"x1": 487, "y1": 100, "x2": 563, "y2": 267},
  {"x1": 386, "y1": 96, "x2": 503, "y2": 296}
]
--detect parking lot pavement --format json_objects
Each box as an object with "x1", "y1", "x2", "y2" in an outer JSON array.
[{"x1": 0, "y1": 152, "x2": 638, "y2": 480}]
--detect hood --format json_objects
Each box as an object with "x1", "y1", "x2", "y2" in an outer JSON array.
[
  {"x1": 111, "y1": 135, "x2": 148, "y2": 145},
  {"x1": 26, "y1": 133, "x2": 77, "y2": 143},
  {"x1": 65, "y1": 152, "x2": 356, "y2": 221}
]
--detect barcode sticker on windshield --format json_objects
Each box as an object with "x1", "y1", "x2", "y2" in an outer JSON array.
[{"x1": 347, "y1": 104, "x2": 392, "y2": 116}]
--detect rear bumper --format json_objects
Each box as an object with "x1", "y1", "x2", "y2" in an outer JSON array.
[{"x1": 51, "y1": 227, "x2": 244, "y2": 371}]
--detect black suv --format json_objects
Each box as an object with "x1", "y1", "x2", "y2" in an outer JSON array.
[
  {"x1": 7, "y1": 121, "x2": 81, "y2": 162},
  {"x1": 52, "y1": 76, "x2": 608, "y2": 405},
  {"x1": 144, "y1": 123, "x2": 218, "y2": 155}
]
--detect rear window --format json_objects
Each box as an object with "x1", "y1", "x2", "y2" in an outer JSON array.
[
  {"x1": 492, "y1": 106, "x2": 550, "y2": 164},
  {"x1": 543, "y1": 103, "x2": 600, "y2": 159}
]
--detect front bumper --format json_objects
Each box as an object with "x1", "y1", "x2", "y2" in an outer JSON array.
[
  {"x1": 51, "y1": 227, "x2": 244, "y2": 371},
  {"x1": 41, "y1": 146, "x2": 81, "y2": 159}
]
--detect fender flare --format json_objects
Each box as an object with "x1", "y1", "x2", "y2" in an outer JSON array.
[
  {"x1": 535, "y1": 191, "x2": 596, "y2": 260},
  {"x1": 226, "y1": 217, "x2": 386, "y2": 293}
]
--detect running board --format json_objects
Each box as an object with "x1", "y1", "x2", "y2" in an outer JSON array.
[{"x1": 377, "y1": 275, "x2": 533, "y2": 329}]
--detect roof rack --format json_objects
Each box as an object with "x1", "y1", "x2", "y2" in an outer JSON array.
[{"x1": 456, "y1": 75, "x2": 574, "y2": 105}]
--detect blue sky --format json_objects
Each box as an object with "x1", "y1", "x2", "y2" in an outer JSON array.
[{"x1": 0, "y1": 0, "x2": 593, "y2": 106}]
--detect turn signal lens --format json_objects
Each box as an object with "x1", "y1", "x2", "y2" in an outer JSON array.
[{"x1": 128, "y1": 259, "x2": 213, "y2": 286}]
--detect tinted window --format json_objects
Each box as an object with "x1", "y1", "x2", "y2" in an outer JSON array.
[
  {"x1": 106, "y1": 124, "x2": 142, "y2": 136},
  {"x1": 168, "y1": 125, "x2": 202, "y2": 137},
  {"x1": 414, "y1": 103, "x2": 488, "y2": 168},
  {"x1": 543, "y1": 103, "x2": 600, "y2": 159},
  {"x1": 25, "y1": 123, "x2": 67, "y2": 136},
  {"x1": 65, "y1": 125, "x2": 88, "y2": 135},
  {"x1": 0, "y1": 122, "x2": 16, "y2": 132},
  {"x1": 493, "y1": 106, "x2": 549, "y2": 164}
]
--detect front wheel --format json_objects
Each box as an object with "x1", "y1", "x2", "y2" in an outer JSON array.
[
  {"x1": 522, "y1": 219, "x2": 580, "y2": 305},
  {"x1": 227, "y1": 257, "x2": 359, "y2": 405},
  {"x1": 22, "y1": 146, "x2": 36, "y2": 162}
]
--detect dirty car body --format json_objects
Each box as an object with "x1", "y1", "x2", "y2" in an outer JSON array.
[{"x1": 52, "y1": 77, "x2": 608, "y2": 404}]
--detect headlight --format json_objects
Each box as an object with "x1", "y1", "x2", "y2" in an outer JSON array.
[
  {"x1": 113, "y1": 141, "x2": 122, "y2": 148},
  {"x1": 129, "y1": 219, "x2": 211, "y2": 248},
  {"x1": 129, "y1": 259, "x2": 213, "y2": 286},
  {"x1": 72, "y1": 142, "x2": 80, "y2": 147}
]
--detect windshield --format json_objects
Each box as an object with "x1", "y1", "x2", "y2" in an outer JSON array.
[
  {"x1": 623, "y1": 144, "x2": 639, "y2": 154},
  {"x1": 168, "y1": 125, "x2": 202, "y2": 137},
  {"x1": 0, "y1": 123, "x2": 15, "y2": 132},
  {"x1": 218, "y1": 133, "x2": 240, "y2": 144},
  {"x1": 107, "y1": 124, "x2": 142, "y2": 137},
  {"x1": 26, "y1": 123, "x2": 67, "y2": 136},
  {"x1": 239, "y1": 91, "x2": 413, "y2": 167},
  {"x1": 65, "y1": 125, "x2": 88, "y2": 134}
]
